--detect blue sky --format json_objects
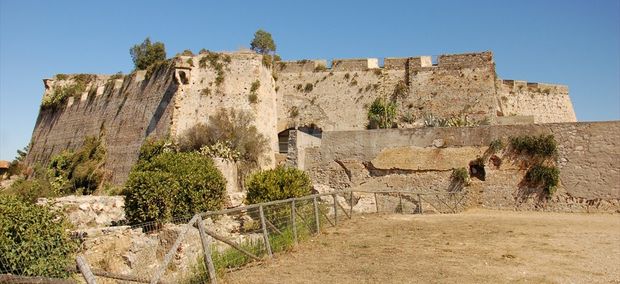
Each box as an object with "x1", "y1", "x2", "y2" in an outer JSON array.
[{"x1": 1, "y1": 0, "x2": 619, "y2": 160}]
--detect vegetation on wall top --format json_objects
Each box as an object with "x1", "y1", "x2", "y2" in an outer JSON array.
[
  {"x1": 41, "y1": 74, "x2": 96, "y2": 110},
  {"x1": 250, "y1": 29, "x2": 276, "y2": 55},
  {"x1": 129, "y1": 37, "x2": 166, "y2": 71}
]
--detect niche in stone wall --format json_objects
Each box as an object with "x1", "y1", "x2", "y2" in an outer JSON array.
[
  {"x1": 175, "y1": 68, "x2": 190, "y2": 85},
  {"x1": 469, "y1": 158, "x2": 486, "y2": 181}
]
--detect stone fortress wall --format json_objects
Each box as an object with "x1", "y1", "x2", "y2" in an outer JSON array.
[
  {"x1": 294, "y1": 121, "x2": 620, "y2": 212},
  {"x1": 275, "y1": 51, "x2": 576, "y2": 133},
  {"x1": 26, "y1": 51, "x2": 278, "y2": 185},
  {"x1": 25, "y1": 50, "x2": 578, "y2": 188}
]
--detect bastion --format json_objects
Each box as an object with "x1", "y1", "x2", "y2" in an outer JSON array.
[{"x1": 25, "y1": 50, "x2": 582, "y2": 193}]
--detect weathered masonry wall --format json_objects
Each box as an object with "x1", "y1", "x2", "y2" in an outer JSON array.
[
  {"x1": 171, "y1": 51, "x2": 278, "y2": 168},
  {"x1": 275, "y1": 52, "x2": 500, "y2": 132},
  {"x1": 275, "y1": 51, "x2": 577, "y2": 132},
  {"x1": 26, "y1": 68, "x2": 178, "y2": 184},
  {"x1": 497, "y1": 80, "x2": 577, "y2": 123},
  {"x1": 26, "y1": 52, "x2": 279, "y2": 185},
  {"x1": 303, "y1": 121, "x2": 620, "y2": 212}
]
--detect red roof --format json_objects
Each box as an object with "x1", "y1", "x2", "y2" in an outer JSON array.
[{"x1": 0, "y1": 160, "x2": 10, "y2": 169}]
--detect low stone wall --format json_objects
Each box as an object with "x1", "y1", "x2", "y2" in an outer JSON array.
[{"x1": 304, "y1": 121, "x2": 620, "y2": 212}]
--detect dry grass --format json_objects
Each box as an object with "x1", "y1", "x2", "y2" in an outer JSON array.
[{"x1": 224, "y1": 209, "x2": 620, "y2": 284}]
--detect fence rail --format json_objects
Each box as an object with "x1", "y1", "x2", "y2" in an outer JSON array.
[{"x1": 2, "y1": 189, "x2": 467, "y2": 284}]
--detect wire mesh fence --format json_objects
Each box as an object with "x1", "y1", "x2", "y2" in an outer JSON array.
[{"x1": 1, "y1": 189, "x2": 467, "y2": 284}]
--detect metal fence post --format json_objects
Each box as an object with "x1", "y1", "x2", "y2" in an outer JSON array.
[
  {"x1": 291, "y1": 199, "x2": 298, "y2": 244},
  {"x1": 259, "y1": 205, "x2": 273, "y2": 257},
  {"x1": 197, "y1": 217, "x2": 217, "y2": 284},
  {"x1": 332, "y1": 194, "x2": 338, "y2": 226},
  {"x1": 76, "y1": 255, "x2": 97, "y2": 284},
  {"x1": 313, "y1": 196, "x2": 320, "y2": 234}
]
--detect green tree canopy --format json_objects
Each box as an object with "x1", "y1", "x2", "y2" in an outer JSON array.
[
  {"x1": 130, "y1": 37, "x2": 166, "y2": 70},
  {"x1": 250, "y1": 29, "x2": 276, "y2": 55}
]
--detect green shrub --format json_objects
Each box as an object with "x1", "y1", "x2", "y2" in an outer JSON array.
[
  {"x1": 250, "y1": 80, "x2": 260, "y2": 93},
  {"x1": 144, "y1": 59, "x2": 172, "y2": 81},
  {"x1": 245, "y1": 166, "x2": 312, "y2": 204},
  {"x1": 109, "y1": 72, "x2": 124, "y2": 80},
  {"x1": 130, "y1": 37, "x2": 166, "y2": 70},
  {"x1": 137, "y1": 137, "x2": 174, "y2": 163},
  {"x1": 200, "y1": 88, "x2": 211, "y2": 96},
  {"x1": 41, "y1": 75, "x2": 95, "y2": 110},
  {"x1": 0, "y1": 194, "x2": 77, "y2": 278},
  {"x1": 248, "y1": 93, "x2": 258, "y2": 104},
  {"x1": 178, "y1": 108, "x2": 269, "y2": 169},
  {"x1": 314, "y1": 65, "x2": 327, "y2": 72},
  {"x1": 489, "y1": 139, "x2": 505, "y2": 154},
  {"x1": 525, "y1": 164, "x2": 559, "y2": 196},
  {"x1": 124, "y1": 152, "x2": 226, "y2": 225},
  {"x1": 123, "y1": 171, "x2": 177, "y2": 225},
  {"x1": 304, "y1": 83, "x2": 313, "y2": 92},
  {"x1": 509, "y1": 134, "x2": 557, "y2": 158},
  {"x1": 47, "y1": 136, "x2": 107, "y2": 195},
  {"x1": 5, "y1": 178, "x2": 56, "y2": 204},
  {"x1": 262, "y1": 54, "x2": 273, "y2": 68},
  {"x1": 451, "y1": 167, "x2": 470, "y2": 185},
  {"x1": 367, "y1": 97, "x2": 397, "y2": 129}
]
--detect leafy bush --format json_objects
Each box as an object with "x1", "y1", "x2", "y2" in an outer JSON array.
[
  {"x1": 5, "y1": 176, "x2": 56, "y2": 204},
  {"x1": 489, "y1": 139, "x2": 505, "y2": 154},
  {"x1": 248, "y1": 93, "x2": 258, "y2": 104},
  {"x1": 41, "y1": 75, "x2": 95, "y2": 110},
  {"x1": 525, "y1": 164, "x2": 560, "y2": 196},
  {"x1": 451, "y1": 167, "x2": 470, "y2": 185},
  {"x1": 509, "y1": 134, "x2": 557, "y2": 158},
  {"x1": 245, "y1": 166, "x2": 312, "y2": 204},
  {"x1": 250, "y1": 29, "x2": 276, "y2": 55},
  {"x1": 304, "y1": 83, "x2": 313, "y2": 92},
  {"x1": 124, "y1": 151, "x2": 226, "y2": 225},
  {"x1": 178, "y1": 108, "x2": 269, "y2": 168},
  {"x1": 130, "y1": 37, "x2": 166, "y2": 70},
  {"x1": 123, "y1": 171, "x2": 177, "y2": 225},
  {"x1": 367, "y1": 97, "x2": 397, "y2": 129},
  {"x1": 0, "y1": 194, "x2": 77, "y2": 278},
  {"x1": 250, "y1": 80, "x2": 260, "y2": 93},
  {"x1": 47, "y1": 136, "x2": 107, "y2": 195}
]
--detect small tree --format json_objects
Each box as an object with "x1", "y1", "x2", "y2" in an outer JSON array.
[
  {"x1": 130, "y1": 37, "x2": 166, "y2": 70},
  {"x1": 250, "y1": 29, "x2": 276, "y2": 55}
]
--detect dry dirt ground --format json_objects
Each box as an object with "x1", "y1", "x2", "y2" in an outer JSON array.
[{"x1": 223, "y1": 209, "x2": 620, "y2": 284}]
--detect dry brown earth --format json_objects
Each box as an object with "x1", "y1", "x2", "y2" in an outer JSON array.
[{"x1": 224, "y1": 209, "x2": 620, "y2": 284}]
